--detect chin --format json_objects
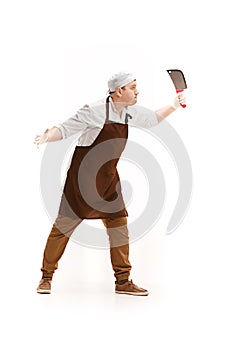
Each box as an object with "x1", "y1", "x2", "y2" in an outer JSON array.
[{"x1": 130, "y1": 99, "x2": 137, "y2": 105}]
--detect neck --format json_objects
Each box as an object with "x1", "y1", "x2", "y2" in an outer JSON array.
[{"x1": 111, "y1": 96, "x2": 126, "y2": 116}]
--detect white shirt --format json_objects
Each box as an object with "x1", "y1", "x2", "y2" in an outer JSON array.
[{"x1": 58, "y1": 97, "x2": 158, "y2": 146}]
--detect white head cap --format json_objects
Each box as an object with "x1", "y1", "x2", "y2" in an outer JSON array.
[{"x1": 108, "y1": 71, "x2": 136, "y2": 93}]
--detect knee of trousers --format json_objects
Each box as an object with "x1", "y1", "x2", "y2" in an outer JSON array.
[
  {"x1": 54, "y1": 214, "x2": 82, "y2": 237},
  {"x1": 102, "y1": 217, "x2": 129, "y2": 247},
  {"x1": 102, "y1": 216, "x2": 128, "y2": 228}
]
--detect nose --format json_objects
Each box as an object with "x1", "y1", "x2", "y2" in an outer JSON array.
[{"x1": 135, "y1": 89, "x2": 139, "y2": 95}]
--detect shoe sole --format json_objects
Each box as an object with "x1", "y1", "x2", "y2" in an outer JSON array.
[
  {"x1": 37, "y1": 289, "x2": 51, "y2": 294},
  {"x1": 115, "y1": 291, "x2": 149, "y2": 296}
]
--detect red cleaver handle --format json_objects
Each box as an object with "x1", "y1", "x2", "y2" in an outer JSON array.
[{"x1": 176, "y1": 89, "x2": 186, "y2": 108}]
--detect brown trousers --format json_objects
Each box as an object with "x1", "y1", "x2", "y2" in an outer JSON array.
[{"x1": 41, "y1": 215, "x2": 132, "y2": 282}]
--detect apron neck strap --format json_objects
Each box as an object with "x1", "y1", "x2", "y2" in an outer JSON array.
[{"x1": 105, "y1": 96, "x2": 110, "y2": 123}]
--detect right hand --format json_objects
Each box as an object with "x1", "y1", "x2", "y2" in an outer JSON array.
[
  {"x1": 34, "y1": 130, "x2": 49, "y2": 148},
  {"x1": 171, "y1": 94, "x2": 186, "y2": 109}
]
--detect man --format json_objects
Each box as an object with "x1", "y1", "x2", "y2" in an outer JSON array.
[{"x1": 35, "y1": 72, "x2": 186, "y2": 296}]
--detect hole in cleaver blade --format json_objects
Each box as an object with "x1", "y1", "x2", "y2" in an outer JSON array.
[{"x1": 167, "y1": 69, "x2": 187, "y2": 90}]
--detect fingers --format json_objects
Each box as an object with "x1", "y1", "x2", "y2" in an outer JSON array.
[
  {"x1": 172, "y1": 94, "x2": 186, "y2": 109},
  {"x1": 177, "y1": 93, "x2": 186, "y2": 105},
  {"x1": 34, "y1": 132, "x2": 49, "y2": 148},
  {"x1": 34, "y1": 134, "x2": 43, "y2": 148},
  {"x1": 34, "y1": 135, "x2": 40, "y2": 142}
]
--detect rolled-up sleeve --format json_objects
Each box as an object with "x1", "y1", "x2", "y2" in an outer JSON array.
[
  {"x1": 58, "y1": 104, "x2": 92, "y2": 139},
  {"x1": 127, "y1": 105, "x2": 158, "y2": 128}
]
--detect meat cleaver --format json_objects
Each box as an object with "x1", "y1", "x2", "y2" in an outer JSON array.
[{"x1": 167, "y1": 69, "x2": 187, "y2": 108}]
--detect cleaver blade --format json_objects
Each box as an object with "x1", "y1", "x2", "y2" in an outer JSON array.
[{"x1": 167, "y1": 69, "x2": 187, "y2": 108}]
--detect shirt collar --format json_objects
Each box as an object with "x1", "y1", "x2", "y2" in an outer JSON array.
[{"x1": 109, "y1": 96, "x2": 128, "y2": 118}]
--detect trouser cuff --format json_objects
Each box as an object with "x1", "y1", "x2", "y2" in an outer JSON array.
[
  {"x1": 115, "y1": 279, "x2": 128, "y2": 285},
  {"x1": 41, "y1": 270, "x2": 54, "y2": 279}
]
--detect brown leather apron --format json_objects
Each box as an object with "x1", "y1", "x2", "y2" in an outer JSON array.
[{"x1": 59, "y1": 96, "x2": 129, "y2": 219}]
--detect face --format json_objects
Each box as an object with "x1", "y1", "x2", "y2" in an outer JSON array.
[{"x1": 119, "y1": 80, "x2": 139, "y2": 105}]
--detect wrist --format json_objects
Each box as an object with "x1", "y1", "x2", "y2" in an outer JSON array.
[
  {"x1": 170, "y1": 103, "x2": 178, "y2": 111},
  {"x1": 44, "y1": 129, "x2": 49, "y2": 142}
]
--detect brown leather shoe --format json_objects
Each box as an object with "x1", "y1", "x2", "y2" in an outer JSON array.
[
  {"x1": 37, "y1": 278, "x2": 52, "y2": 294},
  {"x1": 115, "y1": 279, "x2": 149, "y2": 296}
]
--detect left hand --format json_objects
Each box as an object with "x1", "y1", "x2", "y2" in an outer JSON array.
[
  {"x1": 172, "y1": 94, "x2": 186, "y2": 109},
  {"x1": 34, "y1": 130, "x2": 49, "y2": 148}
]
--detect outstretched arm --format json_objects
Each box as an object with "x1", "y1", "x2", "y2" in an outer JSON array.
[
  {"x1": 34, "y1": 126, "x2": 62, "y2": 148},
  {"x1": 156, "y1": 94, "x2": 186, "y2": 122},
  {"x1": 34, "y1": 104, "x2": 93, "y2": 148}
]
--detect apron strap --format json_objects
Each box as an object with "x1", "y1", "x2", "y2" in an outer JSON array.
[{"x1": 105, "y1": 96, "x2": 110, "y2": 123}]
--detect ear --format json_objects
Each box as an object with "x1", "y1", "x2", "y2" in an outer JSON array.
[{"x1": 115, "y1": 87, "x2": 122, "y2": 97}]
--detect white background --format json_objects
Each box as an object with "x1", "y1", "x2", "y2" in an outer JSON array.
[{"x1": 1, "y1": 0, "x2": 233, "y2": 349}]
